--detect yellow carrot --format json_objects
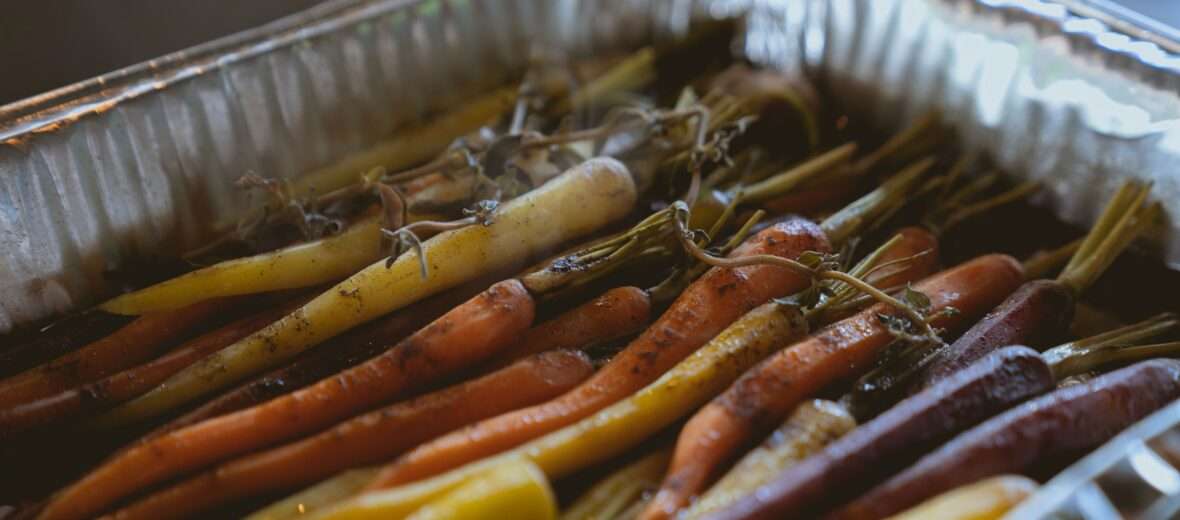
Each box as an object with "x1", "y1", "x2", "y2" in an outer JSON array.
[
  {"x1": 886, "y1": 475, "x2": 1037, "y2": 520},
  {"x1": 91, "y1": 158, "x2": 637, "y2": 429},
  {"x1": 403, "y1": 459, "x2": 557, "y2": 520},
  {"x1": 309, "y1": 300, "x2": 809, "y2": 519},
  {"x1": 561, "y1": 448, "x2": 671, "y2": 520},
  {"x1": 248, "y1": 468, "x2": 379, "y2": 520},
  {"x1": 683, "y1": 399, "x2": 856, "y2": 519}
]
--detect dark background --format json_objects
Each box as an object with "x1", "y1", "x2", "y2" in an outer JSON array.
[{"x1": 0, "y1": 0, "x2": 1176, "y2": 107}]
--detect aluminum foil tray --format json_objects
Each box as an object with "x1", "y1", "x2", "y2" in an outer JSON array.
[{"x1": 0, "y1": 2, "x2": 1178, "y2": 514}]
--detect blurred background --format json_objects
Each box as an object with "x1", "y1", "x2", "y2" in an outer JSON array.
[{"x1": 0, "y1": 0, "x2": 1176, "y2": 107}]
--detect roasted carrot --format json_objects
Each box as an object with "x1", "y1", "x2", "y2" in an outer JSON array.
[
  {"x1": 146, "y1": 281, "x2": 490, "y2": 437},
  {"x1": 829, "y1": 358, "x2": 1180, "y2": 520},
  {"x1": 0, "y1": 299, "x2": 225, "y2": 411},
  {"x1": 709, "y1": 346, "x2": 1053, "y2": 519},
  {"x1": 88, "y1": 158, "x2": 637, "y2": 431},
  {"x1": 761, "y1": 179, "x2": 857, "y2": 218},
  {"x1": 683, "y1": 400, "x2": 856, "y2": 519},
  {"x1": 362, "y1": 154, "x2": 933, "y2": 492},
  {"x1": 912, "y1": 181, "x2": 1158, "y2": 391},
  {"x1": 315, "y1": 295, "x2": 815, "y2": 519},
  {"x1": 562, "y1": 447, "x2": 672, "y2": 520},
  {"x1": 402, "y1": 458, "x2": 558, "y2": 520},
  {"x1": 887, "y1": 475, "x2": 1038, "y2": 520},
  {"x1": 495, "y1": 286, "x2": 651, "y2": 363},
  {"x1": 642, "y1": 254, "x2": 1024, "y2": 519},
  {"x1": 365, "y1": 218, "x2": 831, "y2": 490},
  {"x1": 0, "y1": 300, "x2": 300, "y2": 437},
  {"x1": 105, "y1": 350, "x2": 593, "y2": 520},
  {"x1": 39, "y1": 280, "x2": 535, "y2": 520},
  {"x1": 0, "y1": 312, "x2": 132, "y2": 380}
]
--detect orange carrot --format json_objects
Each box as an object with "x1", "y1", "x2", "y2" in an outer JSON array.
[
  {"x1": 496, "y1": 286, "x2": 652, "y2": 363},
  {"x1": 642, "y1": 254, "x2": 1025, "y2": 519},
  {"x1": 0, "y1": 300, "x2": 225, "y2": 410},
  {"x1": 144, "y1": 282, "x2": 488, "y2": 438},
  {"x1": 39, "y1": 280, "x2": 535, "y2": 520},
  {"x1": 366, "y1": 217, "x2": 831, "y2": 490},
  {"x1": 0, "y1": 300, "x2": 301, "y2": 437},
  {"x1": 105, "y1": 350, "x2": 594, "y2": 520}
]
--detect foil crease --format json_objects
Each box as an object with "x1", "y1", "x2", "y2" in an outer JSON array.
[{"x1": 0, "y1": 0, "x2": 1177, "y2": 339}]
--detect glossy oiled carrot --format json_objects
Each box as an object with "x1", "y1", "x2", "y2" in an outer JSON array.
[
  {"x1": 39, "y1": 280, "x2": 535, "y2": 520},
  {"x1": 831, "y1": 359, "x2": 1180, "y2": 520},
  {"x1": 642, "y1": 254, "x2": 1025, "y2": 519},
  {"x1": 365, "y1": 218, "x2": 831, "y2": 490},
  {"x1": 496, "y1": 286, "x2": 651, "y2": 363},
  {"x1": 106, "y1": 350, "x2": 593, "y2": 520},
  {"x1": 0, "y1": 301, "x2": 299, "y2": 436},
  {"x1": 147, "y1": 282, "x2": 489, "y2": 437},
  {"x1": 0, "y1": 300, "x2": 224, "y2": 410},
  {"x1": 709, "y1": 346, "x2": 1053, "y2": 519}
]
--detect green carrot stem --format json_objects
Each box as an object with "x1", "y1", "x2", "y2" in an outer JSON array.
[
  {"x1": 1057, "y1": 181, "x2": 1157, "y2": 295},
  {"x1": 740, "y1": 143, "x2": 858, "y2": 204},
  {"x1": 819, "y1": 157, "x2": 934, "y2": 248},
  {"x1": 852, "y1": 111, "x2": 941, "y2": 174},
  {"x1": 1042, "y1": 313, "x2": 1179, "y2": 379},
  {"x1": 1061, "y1": 181, "x2": 1141, "y2": 277},
  {"x1": 941, "y1": 181, "x2": 1039, "y2": 233},
  {"x1": 1021, "y1": 239, "x2": 1083, "y2": 281}
]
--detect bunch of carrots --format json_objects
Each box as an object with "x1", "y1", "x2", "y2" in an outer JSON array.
[{"x1": 1, "y1": 38, "x2": 1177, "y2": 520}]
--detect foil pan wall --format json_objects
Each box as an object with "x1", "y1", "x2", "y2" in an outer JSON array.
[{"x1": 0, "y1": 0, "x2": 1177, "y2": 338}]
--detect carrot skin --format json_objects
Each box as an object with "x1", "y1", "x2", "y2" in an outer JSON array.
[
  {"x1": 831, "y1": 358, "x2": 1180, "y2": 520},
  {"x1": 645, "y1": 255, "x2": 1025, "y2": 519},
  {"x1": 711, "y1": 346, "x2": 1053, "y2": 520},
  {"x1": 106, "y1": 350, "x2": 594, "y2": 520},
  {"x1": 366, "y1": 217, "x2": 832, "y2": 489},
  {"x1": 496, "y1": 286, "x2": 651, "y2": 363},
  {"x1": 0, "y1": 313, "x2": 133, "y2": 380},
  {"x1": 0, "y1": 300, "x2": 225, "y2": 410},
  {"x1": 913, "y1": 279, "x2": 1073, "y2": 391},
  {"x1": 39, "y1": 280, "x2": 535, "y2": 520},
  {"x1": 0, "y1": 303, "x2": 296, "y2": 437},
  {"x1": 145, "y1": 282, "x2": 485, "y2": 437},
  {"x1": 0, "y1": 299, "x2": 225, "y2": 410}
]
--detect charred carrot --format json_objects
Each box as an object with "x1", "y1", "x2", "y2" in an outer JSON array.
[
  {"x1": 496, "y1": 286, "x2": 651, "y2": 363},
  {"x1": 39, "y1": 280, "x2": 535, "y2": 520},
  {"x1": 829, "y1": 358, "x2": 1180, "y2": 520},
  {"x1": 0, "y1": 300, "x2": 225, "y2": 410},
  {"x1": 363, "y1": 218, "x2": 829, "y2": 490},
  {"x1": 643, "y1": 254, "x2": 1025, "y2": 519},
  {"x1": 709, "y1": 346, "x2": 1053, "y2": 519},
  {"x1": 105, "y1": 350, "x2": 592, "y2": 520},
  {"x1": 913, "y1": 181, "x2": 1158, "y2": 390},
  {"x1": 148, "y1": 282, "x2": 489, "y2": 437},
  {"x1": 0, "y1": 300, "x2": 300, "y2": 436}
]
